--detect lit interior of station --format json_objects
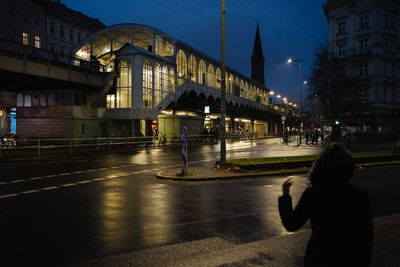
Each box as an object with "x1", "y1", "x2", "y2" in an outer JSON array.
[{"x1": 73, "y1": 23, "x2": 291, "y2": 138}]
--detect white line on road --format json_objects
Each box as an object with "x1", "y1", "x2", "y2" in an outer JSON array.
[
  {"x1": 92, "y1": 178, "x2": 107, "y2": 181},
  {"x1": 10, "y1": 179, "x2": 25, "y2": 183},
  {"x1": 76, "y1": 180, "x2": 92, "y2": 184},
  {"x1": 21, "y1": 189, "x2": 40, "y2": 194},
  {"x1": 59, "y1": 172, "x2": 72, "y2": 176},
  {"x1": 45, "y1": 174, "x2": 57, "y2": 178},
  {"x1": 0, "y1": 182, "x2": 9, "y2": 185},
  {"x1": 42, "y1": 186, "x2": 59, "y2": 190},
  {"x1": 0, "y1": 193, "x2": 18, "y2": 199},
  {"x1": 61, "y1": 183, "x2": 76, "y2": 187},
  {"x1": 73, "y1": 171, "x2": 85, "y2": 174},
  {"x1": 28, "y1": 177, "x2": 43, "y2": 181}
]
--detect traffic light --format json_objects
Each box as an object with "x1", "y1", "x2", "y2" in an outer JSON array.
[{"x1": 334, "y1": 120, "x2": 340, "y2": 125}]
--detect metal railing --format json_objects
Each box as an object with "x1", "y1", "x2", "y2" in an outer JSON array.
[
  {"x1": 0, "y1": 38, "x2": 105, "y2": 73},
  {"x1": 0, "y1": 133, "x2": 261, "y2": 160}
]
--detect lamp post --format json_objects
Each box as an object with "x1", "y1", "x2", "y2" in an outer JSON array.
[
  {"x1": 220, "y1": 0, "x2": 226, "y2": 166},
  {"x1": 288, "y1": 58, "x2": 303, "y2": 145}
]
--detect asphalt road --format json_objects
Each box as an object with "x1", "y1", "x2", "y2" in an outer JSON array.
[{"x1": 0, "y1": 139, "x2": 399, "y2": 266}]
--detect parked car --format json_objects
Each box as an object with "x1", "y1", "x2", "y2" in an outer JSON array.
[{"x1": 1, "y1": 133, "x2": 17, "y2": 148}]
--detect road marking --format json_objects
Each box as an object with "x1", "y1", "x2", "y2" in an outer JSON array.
[
  {"x1": 45, "y1": 174, "x2": 57, "y2": 178},
  {"x1": 86, "y1": 169, "x2": 97, "y2": 172},
  {"x1": 21, "y1": 189, "x2": 40, "y2": 194},
  {"x1": 76, "y1": 180, "x2": 91, "y2": 184},
  {"x1": 10, "y1": 179, "x2": 25, "y2": 183},
  {"x1": 59, "y1": 172, "x2": 71, "y2": 176},
  {"x1": 61, "y1": 183, "x2": 76, "y2": 187},
  {"x1": 0, "y1": 193, "x2": 18, "y2": 199},
  {"x1": 110, "y1": 166, "x2": 119, "y2": 169},
  {"x1": 42, "y1": 186, "x2": 59, "y2": 190},
  {"x1": 93, "y1": 178, "x2": 107, "y2": 181},
  {"x1": 28, "y1": 177, "x2": 43, "y2": 181},
  {"x1": 0, "y1": 182, "x2": 9, "y2": 185},
  {"x1": 74, "y1": 171, "x2": 84, "y2": 174},
  {"x1": 98, "y1": 168, "x2": 108, "y2": 171}
]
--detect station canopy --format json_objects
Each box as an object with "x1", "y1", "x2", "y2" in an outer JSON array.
[{"x1": 73, "y1": 24, "x2": 175, "y2": 70}]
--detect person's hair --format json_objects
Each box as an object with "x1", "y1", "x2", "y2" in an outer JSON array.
[{"x1": 309, "y1": 143, "x2": 355, "y2": 187}]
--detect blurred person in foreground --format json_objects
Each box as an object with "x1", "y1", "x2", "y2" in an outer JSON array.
[{"x1": 278, "y1": 143, "x2": 373, "y2": 267}]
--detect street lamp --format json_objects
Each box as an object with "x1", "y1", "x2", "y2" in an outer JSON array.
[
  {"x1": 288, "y1": 58, "x2": 303, "y2": 145},
  {"x1": 220, "y1": 0, "x2": 226, "y2": 166}
]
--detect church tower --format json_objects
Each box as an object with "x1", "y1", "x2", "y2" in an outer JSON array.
[{"x1": 251, "y1": 24, "x2": 265, "y2": 86}]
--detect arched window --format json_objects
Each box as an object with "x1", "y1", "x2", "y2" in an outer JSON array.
[
  {"x1": 245, "y1": 82, "x2": 249, "y2": 100},
  {"x1": 234, "y1": 77, "x2": 240, "y2": 96},
  {"x1": 176, "y1": 50, "x2": 187, "y2": 86},
  {"x1": 216, "y1": 68, "x2": 221, "y2": 89},
  {"x1": 169, "y1": 68, "x2": 175, "y2": 93},
  {"x1": 229, "y1": 74, "x2": 234, "y2": 94},
  {"x1": 188, "y1": 55, "x2": 197, "y2": 82},
  {"x1": 162, "y1": 66, "x2": 169, "y2": 99},
  {"x1": 143, "y1": 60, "x2": 153, "y2": 108},
  {"x1": 207, "y1": 64, "x2": 215, "y2": 88},
  {"x1": 116, "y1": 60, "x2": 131, "y2": 108},
  {"x1": 198, "y1": 60, "x2": 207, "y2": 85},
  {"x1": 240, "y1": 79, "x2": 244, "y2": 98},
  {"x1": 154, "y1": 63, "x2": 162, "y2": 106}
]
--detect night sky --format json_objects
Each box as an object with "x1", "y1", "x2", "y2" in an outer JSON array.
[{"x1": 65, "y1": 0, "x2": 327, "y2": 103}]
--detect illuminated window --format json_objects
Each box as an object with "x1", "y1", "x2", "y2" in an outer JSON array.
[
  {"x1": 155, "y1": 35, "x2": 174, "y2": 57},
  {"x1": 234, "y1": 77, "x2": 240, "y2": 95},
  {"x1": 143, "y1": 60, "x2": 153, "y2": 108},
  {"x1": 216, "y1": 68, "x2": 221, "y2": 89},
  {"x1": 188, "y1": 55, "x2": 197, "y2": 82},
  {"x1": 116, "y1": 60, "x2": 131, "y2": 108},
  {"x1": 240, "y1": 79, "x2": 244, "y2": 97},
  {"x1": 207, "y1": 64, "x2": 215, "y2": 88},
  {"x1": 106, "y1": 94, "x2": 115, "y2": 108},
  {"x1": 169, "y1": 68, "x2": 175, "y2": 93},
  {"x1": 154, "y1": 64, "x2": 162, "y2": 106},
  {"x1": 34, "y1": 36, "x2": 40, "y2": 48},
  {"x1": 245, "y1": 82, "x2": 249, "y2": 100},
  {"x1": 176, "y1": 50, "x2": 187, "y2": 85},
  {"x1": 22, "y1": 32, "x2": 28, "y2": 45},
  {"x1": 198, "y1": 60, "x2": 207, "y2": 85},
  {"x1": 228, "y1": 74, "x2": 234, "y2": 94},
  {"x1": 162, "y1": 66, "x2": 169, "y2": 99}
]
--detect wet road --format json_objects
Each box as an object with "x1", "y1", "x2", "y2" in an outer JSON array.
[{"x1": 0, "y1": 139, "x2": 399, "y2": 266}]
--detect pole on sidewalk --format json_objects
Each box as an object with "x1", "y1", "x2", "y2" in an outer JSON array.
[
  {"x1": 181, "y1": 127, "x2": 188, "y2": 175},
  {"x1": 220, "y1": 0, "x2": 226, "y2": 166}
]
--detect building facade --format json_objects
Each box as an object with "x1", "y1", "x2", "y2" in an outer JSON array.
[
  {"x1": 324, "y1": 0, "x2": 400, "y2": 134},
  {"x1": 0, "y1": 0, "x2": 105, "y2": 136}
]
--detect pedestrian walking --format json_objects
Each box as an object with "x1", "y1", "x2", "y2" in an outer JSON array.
[
  {"x1": 278, "y1": 143, "x2": 373, "y2": 267},
  {"x1": 314, "y1": 129, "x2": 320, "y2": 145},
  {"x1": 305, "y1": 130, "x2": 310, "y2": 145}
]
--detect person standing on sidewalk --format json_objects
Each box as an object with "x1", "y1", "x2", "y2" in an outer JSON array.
[{"x1": 278, "y1": 143, "x2": 373, "y2": 267}]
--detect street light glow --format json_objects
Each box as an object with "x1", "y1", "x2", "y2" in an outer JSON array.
[
  {"x1": 288, "y1": 59, "x2": 292, "y2": 63},
  {"x1": 270, "y1": 91, "x2": 274, "y2": 95},
  {"x1": 277, "y1": 95, "x2": 281, "y2": 98},
  {"x1": 304, "y1": 81, "x2": 308, "y2": 84},
  {"x1": 283, "y1": 97, "x2": 287, "y2": 101}
]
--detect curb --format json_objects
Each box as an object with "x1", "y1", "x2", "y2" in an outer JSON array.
[{"x1": 156, "y1": 160, "x2": 400, "y2": 181}]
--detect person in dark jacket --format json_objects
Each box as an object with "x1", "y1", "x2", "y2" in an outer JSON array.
[{"x1": 278, "y1": 143, "x2": 373, "y2": 267}]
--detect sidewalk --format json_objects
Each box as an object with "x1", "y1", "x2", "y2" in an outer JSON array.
[
  {"x1": 73, "y1": 213, "x2": 400, "y2": 267},
  {"x1": 156, "y1": 160, "x2": 400, "y2": 181}
]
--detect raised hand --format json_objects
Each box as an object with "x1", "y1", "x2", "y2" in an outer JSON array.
[{"x1": 282, "y1": 179, "x2": 293, "y2": 196}]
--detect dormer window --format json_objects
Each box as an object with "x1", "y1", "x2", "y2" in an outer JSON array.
[
  {"x1": 359, "y1": 15, "x2": 369, "y2": 30},
  {"x1": 338, "y1": 21, "x2": 346, "y2": 35}
]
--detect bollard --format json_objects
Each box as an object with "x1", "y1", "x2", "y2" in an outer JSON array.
[{"x1": 181, "y1": 127, "x2": 188, "y2": 175}]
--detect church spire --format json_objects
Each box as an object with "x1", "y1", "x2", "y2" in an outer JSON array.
[{"x1": 251, "y1": 24, "x2": 265, "y2": 86}]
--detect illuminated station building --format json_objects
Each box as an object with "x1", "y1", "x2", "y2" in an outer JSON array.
[{"x1": 71, "y1": 23, "x2": 294, "y2": 138}]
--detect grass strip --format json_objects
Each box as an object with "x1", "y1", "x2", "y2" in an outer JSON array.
[{"x1": 227, "y1": 150, "x2": 399, "y2": 166}]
